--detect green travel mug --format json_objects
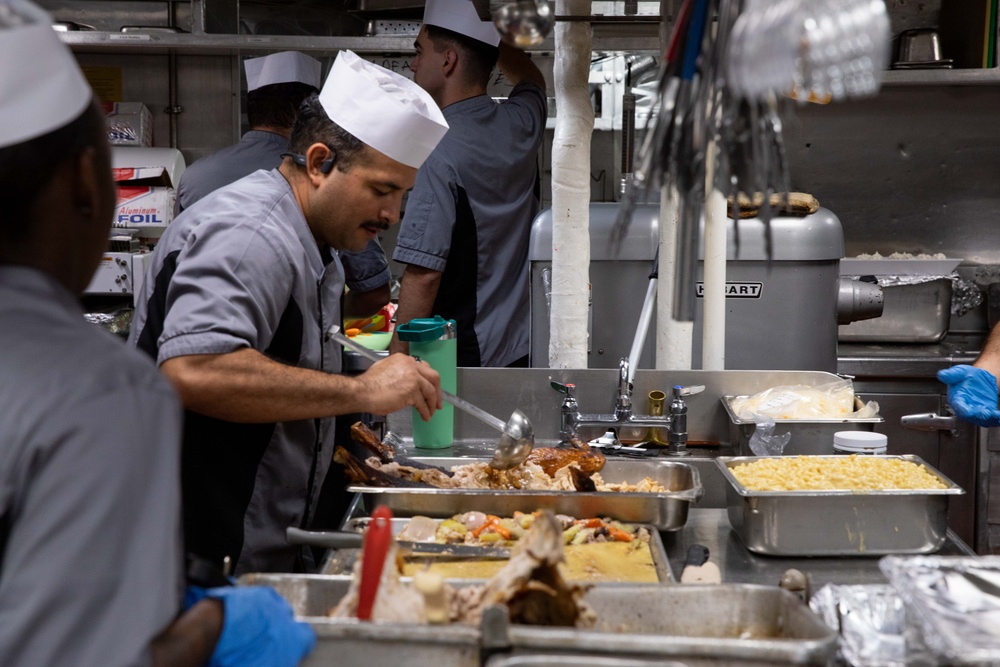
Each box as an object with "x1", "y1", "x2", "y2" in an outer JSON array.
[{"x1": 395, "y1": 316, "x2": 457, "y2": 449}]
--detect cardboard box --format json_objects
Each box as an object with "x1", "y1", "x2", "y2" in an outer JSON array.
[
  {"x1": 111, "y1": 147, "x2": 186, "y2": 230},
  {"x1": 103, "y1": 102, "x2": 153, "y2": 147}
]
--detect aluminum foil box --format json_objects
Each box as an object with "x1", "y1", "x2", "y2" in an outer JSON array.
[
  {"x1": 103, "y1": 102, "x2": 153, "y2": 147},
  {"x1": 111, "y1": 147, "x2": 185, "y2": 229}
]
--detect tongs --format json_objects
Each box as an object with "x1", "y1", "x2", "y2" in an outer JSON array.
[{"x1": 286, "y1": 527, "x2": 511, "y2": 559}]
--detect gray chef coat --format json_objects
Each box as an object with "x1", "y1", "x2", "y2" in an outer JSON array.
[
  {"x1": 393, "y1": 82, "x2": 546, "y2": 367},
  {"x1": 0, "y1": 267, "x2": 184, "y2": 667},
  {"x1": 130, "y1": 169, "x2": 344, "y2": 574},
  {"x1": 177, "y1": 130, "x2": 391, "y2": 292}
]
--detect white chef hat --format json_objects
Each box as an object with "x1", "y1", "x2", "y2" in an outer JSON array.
[
  {"x1": 0, "y1": 0, "x2": 92, "y2": 149},
  {"x1": 319, "y1": 50, "x2": 448, "y2": 169},
  {"x1": 423, "y1": 0, "x2": 501, "y2": 47},
  {"x1": 245, "y1": 51, "x2": 322, "y2": 92}
]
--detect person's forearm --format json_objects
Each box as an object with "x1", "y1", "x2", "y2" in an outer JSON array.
[
  {"x1": 975, "y1": 323, "x2": 1000, "y2": 376},
  {"x1": 498, "y1": 42, "x2": 546, "y2": 90},
  {"x1": 150, "y1": 599, "x2": 223, "y2": 667},
  {"x1": 345, "y1": 283, "x2": 390, "y2": 319},
  {"x1": 391, "y1": 265, "x2": 442, "y2": 355},
  {"x1": 160, "y1": 348, "x2": 368, "y2": 422}
]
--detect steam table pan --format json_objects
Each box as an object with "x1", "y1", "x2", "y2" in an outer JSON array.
[
  {"x1": 241, "y1": 575, "x2": 836, "y2": 667},
  {"x1": 321, "y1": 516, "x2": 674, "y2": 583},
  {"x1": 716, "y1": 455, "x2": 965, "y2": 557},
  {"x1": 348, "y1": 458, "x2": 703, "y2": 532}
]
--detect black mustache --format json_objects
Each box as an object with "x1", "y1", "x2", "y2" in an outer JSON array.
[{"x1": 362, "y1": 222, "x2": 389, "y2": 232}]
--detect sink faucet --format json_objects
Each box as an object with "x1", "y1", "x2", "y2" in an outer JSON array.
[{"x1": 551, "y1": 357, "x2": 705, "y2": 456}]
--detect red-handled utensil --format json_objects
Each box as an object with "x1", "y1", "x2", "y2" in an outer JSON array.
[{"x1": 356, "y1": 505, "x2": 393, "y2": 620}]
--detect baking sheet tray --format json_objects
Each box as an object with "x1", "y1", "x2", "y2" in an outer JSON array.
[
  {"x1": 839, "y1": 258, "x2": 962, "y2": 276},
  {"x1": 722, "y1": 396, "x2": 882, "y2": 456},
  {"x1": 324, "y1": 516, "x2": 674, "y2": 583},
  {"x1": 347, "y1": 458, "x2": 703, "y2": 532},
  {"x1": 716, "y1": 455, "x2": 965, "y2": 557},
  {"x1": 242, "y1": 575, "x2": 836, "y2": 667}
]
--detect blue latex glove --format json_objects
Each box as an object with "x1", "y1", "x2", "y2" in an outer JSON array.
[
  {"x1": 938, "y1": 365, "x2": 1000, "y2": 427},
  {"x1": 202, "y1": 586, "x2": 316, "y2": 667}
]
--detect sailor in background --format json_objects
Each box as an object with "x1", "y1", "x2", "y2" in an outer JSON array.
[
  {"x1": 130, "y1": 50, "x2": 448, "y2": 575},
  {"x1": 0, "y1": 1, "x2": 314, "y2": 664},
  {"x1": 390, "y1": 0, "x2": 547, "y2": 367},
  {"x1": 176, "y1": 50, "x2": 392, "y2": 318}
]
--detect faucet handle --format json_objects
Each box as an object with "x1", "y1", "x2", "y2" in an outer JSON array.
[
  {"x1": 673, "y1": 385, "x2": 706, "y2": 399},
  {"x1": 550, "y1": 381, "x2": 576, "y2": 398}
]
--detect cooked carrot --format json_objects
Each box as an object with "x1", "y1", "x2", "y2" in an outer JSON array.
[
  {"x1": 345, "y1": 328, "x2": 361, "y2": 337},
  {"x1": 472, "y1": 515, "x2": 503, "y2": 538},
  {"x1": 608, "y1": 527, "x2": 634, "y2": 542},
  {"x1": 575, "y1": 518, "x2": 604, "y2": 529}
]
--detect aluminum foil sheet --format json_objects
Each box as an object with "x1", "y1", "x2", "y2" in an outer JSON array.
[
  {"x1": 880, "y1": 556, "x2": 1000, "y2": 665},
  {"x1": 809, "y1": 584, "x2": 935, "y2": 667},
  {"x1": 83, "y1": 308, "x2": 133, "y2": 338}
]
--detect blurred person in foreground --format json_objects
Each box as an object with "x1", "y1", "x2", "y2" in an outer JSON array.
[
  {"x1": 0, "y1": 1, "x2": 314, "y2": 664},
  {"x1": 939, "y1": 322, "x2": 1000, "y2": 427},
  {"x1": 390, "y1": 0, "x2": 547, "y2": 367},
  {"x1": 176, "y1": 50, "x2": 390, "y2": 319},
  {"x1": 129, "y1": 50, "x2": 448, "y2": 575}
]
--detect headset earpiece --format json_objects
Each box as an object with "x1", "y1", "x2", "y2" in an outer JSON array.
[{"x1": 280, "y1": 145, "x2": 338, "y2": 174}]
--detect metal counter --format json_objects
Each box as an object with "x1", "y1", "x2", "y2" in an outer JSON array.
[
  {"x1": 661, "y1": 508, "x2": 974, "y2": 591},
  {"x1": 837, "y1": 333, "x2": 982, "y2": 378}
]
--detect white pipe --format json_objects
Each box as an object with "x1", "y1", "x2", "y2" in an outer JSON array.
[
  {"x1": 548, "y1": 0, "x2": 594, "y2": 369},
  {"x1": 701, "y1": 139, "x2": 727, "y2": 370},
  {"x1": 656, "y1": 184, "x2": 694, "y2": 369}
]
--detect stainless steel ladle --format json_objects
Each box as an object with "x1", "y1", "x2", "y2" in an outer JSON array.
[{"x1": 329, "y1": 327, "x2": 534, "y2": 469}]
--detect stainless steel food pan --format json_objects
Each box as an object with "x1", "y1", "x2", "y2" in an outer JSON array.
[
  {"x1": 723, "y1": 396, "x2": 882, "y2": 456},
  {"x1": 326, "y1": 517, "x2": 675, "y2": 583},
  {"x1": 717, "y1": 455, "x2": 965, "y2": 557},
  {"x1": 239, "y1": 573, "x2": 480, "y2": 667},
  {"x1": 348, "y1": 458, "x2": 703, "y2": 532},
  {"x1": 838, "y1": 278, "x2": 953, "y2": 343},
  {"x1": 506, "y1": 584, "x2": 838, "y2": 667},
  {"x1": 486, "y1": 656, "x2": 691, "y2": 667}
]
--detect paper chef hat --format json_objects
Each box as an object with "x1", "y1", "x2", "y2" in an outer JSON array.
[
  {"x1": 423, "y1": 0, "x2": 501, "y2": 47},
  {"x1": 245, "y1": 51, "x2": 322, "y2": 92},
  {"x1": 0, "y1": 0, "x2": 93, "y2": 149},
  {"x1": 319, "y1": 50, "x2": 448, "y2": 169}
]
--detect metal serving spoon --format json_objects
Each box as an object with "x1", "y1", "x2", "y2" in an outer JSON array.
[{"x1": 329, "y1": 326, "x2": 534, "y2": 469}]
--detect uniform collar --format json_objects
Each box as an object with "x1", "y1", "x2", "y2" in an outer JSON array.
[
  {"x1": 442, "y1": 93, "x2": 493, "y2": 119},
  {"x1": 242, "y1": 130, "x2": 290, "y2": 147},
  {"x1": 264, "y1": 171, "x2": 335, "y2": 278}
]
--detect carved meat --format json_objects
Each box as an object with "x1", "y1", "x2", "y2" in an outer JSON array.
[
  {"x1": 351, "y1": 421, "x2": 454, "y2": 475},
  {"x1": 328, "y1": 542, "x2": 428, "y2": 623},
  {"x1": 334, "y1": 446, "x2": 436, "y2": 488},
  {"x1": 450, "y1": 511, "x2": 594, "y2": 627},
  {"x1": 526, "y1": 438, "x2": 605, "y2": 477}
]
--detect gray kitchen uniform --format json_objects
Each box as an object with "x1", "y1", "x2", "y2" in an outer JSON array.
[
  {"x1": 130, "y1": 169, "x2": 344, "y2": 574},
  {"x1": 0, "y1": 267, "x2": 183, "y2": 667},
  {"x1": 177, "y1": 130, "x2": 390, "y2": 292},
  {"x1": 393, "y1": 82, "x2": 546, "y2": 367}
]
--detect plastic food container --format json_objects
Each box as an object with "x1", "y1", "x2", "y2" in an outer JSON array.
[{"x1": 833, "y1": 431, "x2": 888, "y2": 455}]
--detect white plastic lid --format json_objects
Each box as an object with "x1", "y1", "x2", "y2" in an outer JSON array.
[{"x1": 833, "y1": 430, "x2": 888, "y2": 453}]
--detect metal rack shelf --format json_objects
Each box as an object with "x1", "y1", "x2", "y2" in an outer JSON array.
[
  {"x1": 882, "y1": 67, "x2": 1000, "y2": 86},
  {"x1": 59, "y1": 30, "x2": 662, "y2": 55}
]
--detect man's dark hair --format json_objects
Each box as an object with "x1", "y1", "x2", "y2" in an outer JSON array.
[
  {"x1": 425, "y1": 24, "x2": 499, "y2": 88},
  {"x1": 247, "y1": 81, "x2": 318, "y2": 130},
  {"x1": 287, "y1": 95, "x2": 369, "y2": 172},
  {"x1": 0, "y1": 101, "x2": 106, "y2": 236}
]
